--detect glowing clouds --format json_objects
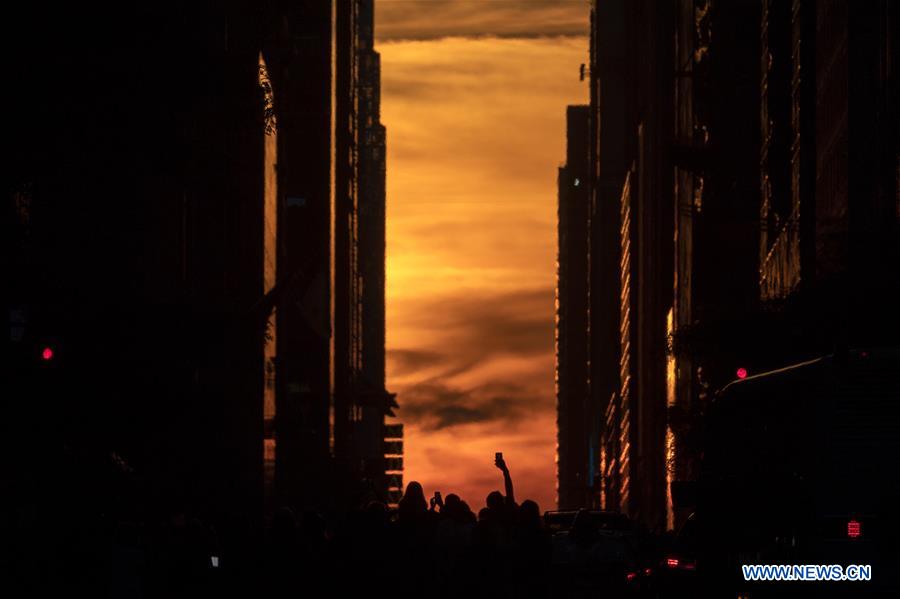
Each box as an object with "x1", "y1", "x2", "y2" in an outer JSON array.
[{"x1": 381, "y1": 34, "x2": 587, "y2": 511}]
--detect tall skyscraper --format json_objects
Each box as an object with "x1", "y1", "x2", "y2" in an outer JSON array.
[
  {"x1": 334, "y1": 0, "x2": 398, "y2": 503},
  {"x1": 356, "y1": 0, "x2": 398, "y2": 499},
  {"x1": 273, "y1": 0, "x2": 336, "y2": 513},
  {"x1": 556, "y1": 105, "x2": 591, "y2": 509}
]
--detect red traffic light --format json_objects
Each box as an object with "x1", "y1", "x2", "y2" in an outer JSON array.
[
  {"x1": 41, "y1": 347, "x2": 54, "y2": 361},
  {"x1": 736, "y1": 367, "x2": 748, "y2": 379},
  {"x1": 847, "y1": 519, "x2": 861, "y2": 539}
]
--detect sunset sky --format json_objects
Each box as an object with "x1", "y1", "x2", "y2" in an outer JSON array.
[{"x1": 377, "y1": 0, "x2": 589, "y2": 511}]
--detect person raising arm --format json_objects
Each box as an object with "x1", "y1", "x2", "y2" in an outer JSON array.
[{"x1": 494, "y1": 452, "x2": 515, "y2": 506}]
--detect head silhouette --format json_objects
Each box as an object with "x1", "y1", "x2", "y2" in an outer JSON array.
[
  {"x1": 519, "y1": 499, "x2": 542, "y2": 528},
  {"x1": 398, "y1": 481, "x2": 427, "y2": 520},
  {"x1": 460, "y1": 501, "x2": 476, "y2": 524},
  {"x1": 442, "y1": 493, "x2": 462, "y2": 519},
  {"x1": 486, "y1": 490, "x2": 505, "y2": 511}
]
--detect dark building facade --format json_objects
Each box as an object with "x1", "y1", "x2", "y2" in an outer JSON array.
[
  {"x1": 355, "y1": 0, "x2": 398, "y2": 501},
  {"x1": 4, "y1": 2, "x2": 285, "y2": 545},
  {"x1": 4, "y1": 2, "x2": 400, "y2": 562},
  {"x1": 757, "y1": 0, "x2": 899, "y2": 359},
  {"x1": 669, "y1": 0, "x2": 761, "y2": 529},
  {"x1": 333, "y1": 0, "x2": 398, "y2": 504},
  {"x1": 270, "y1": 0, "x2": 337, "y2": 514},
  {"x1": 586, "y1": 0, "x2": 675, "y2": 532},
  {"x1": 589, "y1": 0, "x2": 627, "y2": 513},
  {"x1": 556, "y1": 105, "x2": 591, "y2": 510},
  {"x1": 578, "y1": 0, "x2": 897, "y2": 532},
  {"x1": 333, "y1": 0, "x2": 362, "y2": 473}
]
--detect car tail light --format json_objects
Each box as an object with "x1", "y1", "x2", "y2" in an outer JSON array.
[
  {"x1": 666, "y1": 556, "x2": 697, "y2": 571},
  {"x1": 626, "y1": 571, "x2": 638, "y2": 582},
  {"x1": 644, "y1": 567, "x2": 653, "y2": 576}
]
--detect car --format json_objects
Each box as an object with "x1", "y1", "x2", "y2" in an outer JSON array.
[
  {"x1": 543, "y1": 510, "x2": 637, "y2": 535},
  {"x1": 658, "y1": 512, "x2": 700, "y2": 598},
  {"x1": 547, "y1": 510, "x2": 659, "y2": 597}
]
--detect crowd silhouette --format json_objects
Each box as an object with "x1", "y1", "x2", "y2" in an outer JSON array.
[
  {"x1": 259, "y1": 454, "x2": 554, "y2": 599},
  {"x1": 253, "y1": 454, "x2": 662, "y2": 598},
  {"x1": 130, "y1": 454, "x2": 560, "y2": 598},
  {"x1": 6, "y1": 453, "x2": 659, "y2": 598}
]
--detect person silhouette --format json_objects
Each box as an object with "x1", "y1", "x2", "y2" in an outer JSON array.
[
  {"x1": 397, "y1": 481, "x2": 428, "y2": 523},
  {"x1": 394, "y1": 482, "x2": 436, "y2": 598},
  {"x1": 513, "y1": 500, "x2": 551, "y2": 598},
  {"x1": 476, "y1": 454, "x2": 521, "y2": 598}
]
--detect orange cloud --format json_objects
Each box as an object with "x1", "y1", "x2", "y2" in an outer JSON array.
[
  {"x1": 376, "y1": 0, "x2": 589, "y2": 41},
  {"x1": 381, "y1": 34, "x2": 587, "y2": 512}
]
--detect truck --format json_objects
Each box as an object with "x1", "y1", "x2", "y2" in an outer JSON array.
[{"x1": 668, "y1": 348, "x2": 900, "y2": 597}]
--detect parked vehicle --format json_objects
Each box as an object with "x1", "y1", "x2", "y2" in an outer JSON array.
[
  {"x1": 544, "y1": 510, "x2": 636, "y2": 535},
  {"x1": 676, "y1": 348, "x2": 900, "y2": 597},
  {"x1": 547, "y1": 510, "x2": 659, "y2": 597}
]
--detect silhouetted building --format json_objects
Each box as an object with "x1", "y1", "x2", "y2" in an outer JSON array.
[
  {"x1": 596, "y1": 0, "x2": 675, "y2": 533},
  {"x1": 556, "y1": 105, "x2": 591, "y2": 510},
  {"x1": 5, "y1": 0, "x2": 403, "y2": 537},
  {"x1": 384, "y1": 423, "x2": 404, "y2": 507},
  {"x1": 668, "y1": 0, "x2": 761, "y2": 530},
  {"x1": 270, "y1": 0, "x2": 337, "y2": 514},
  {"x1": 4, "y1": 2, "x2": 285, "y2": 532},
  {"x1": 356, "y1": 0, "x2": 400, "y2": 500},
  {"x1": 581, "y1": 0, "x2": 898, "y2": 533},
  {"x1": 334, "y1": 0, "x2": 398, "y2": 503},
  {"x1": 588, "y1": 0, "x2": 627, "y2": 512},
  {"x1": 333, "y1": 0, "x2": 360, "y2": 476},
  {"x1": 756, "y1": 0, "x2": 899, "y2": 359}
]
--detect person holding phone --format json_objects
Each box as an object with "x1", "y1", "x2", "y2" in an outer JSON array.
[
  {"x1": 429, "y1": 490, "x2": 444, "y2": 512},
  {"x1": 494, "y1": 451, "x2": 515, "y2": 506}
]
